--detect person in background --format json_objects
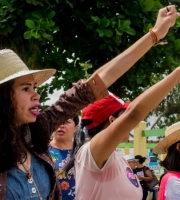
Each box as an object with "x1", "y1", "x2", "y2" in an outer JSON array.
[
  {"x1": 134, "y1": 155, "x2": 153, "y2": 200},
  {"x1": 149, "y1": 170, "x2": 158, "y2": 200},
  {"x1": 49, "y1": 115, "x2": 79, "y2": 200},
  {"x1": 124, "y1": 154, "x2": 138, "y2": 170},
  {"x1": 153, "y1": 122, "x2": 180, "y2": 200}
]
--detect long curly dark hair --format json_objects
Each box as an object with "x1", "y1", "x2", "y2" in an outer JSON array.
[
  {"x1": 0, "y1": 80, "x2": 51, "y2": 172},
  {"x1": 0, "y1": 80, "x2": 27, "y2": 172}
]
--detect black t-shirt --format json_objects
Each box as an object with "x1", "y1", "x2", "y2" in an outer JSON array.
[{"x1": 133, "y1": 166, "x2": 150, "y2": 189}]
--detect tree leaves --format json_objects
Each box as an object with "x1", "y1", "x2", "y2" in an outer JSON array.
[
  {"x1": 174, "y1": 39, "x2": 180, "y2": 51},
  {"x1": 24, "y1": 31, "x2": 31, "y2": 39},
  {"x1": 0, "y1": 0, "x2": 9, "y2": 6},
  {"x1": 47, "y1": 11, "x2": 55, "y2": 19},
  {"x1": 23, "y1": 10, "x2": 58, "y2": 41},
  {"x1": 101, "y1": 18, "x2": 110, "y2": 27},
  {"x1": 25, "y1": 20, "x2": 35, "y2": 29},
  {"x1": 1, "y1": 0, "x2": 180, "y2": 127},
  {"x1": 143, "y1": 0, "x2": 154, "y2": 12}
]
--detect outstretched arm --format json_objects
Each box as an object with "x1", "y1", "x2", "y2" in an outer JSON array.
[
  {"x1": 91, "y1": 67, "x2": 180, "y2": 169},
  {"x1": 92, "y1": 5, "x2": 179, "y2": 88},
  {"x1": 36, "y1": 6, "x2": 178, "y2": 143}
]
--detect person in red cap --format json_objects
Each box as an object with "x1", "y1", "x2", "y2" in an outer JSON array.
[
  {"x1": 65, "y1": 51, "x2": 180, "y2": 200},
  {"x1": 61, "y1": 6, "x2": 180, "y2": 198},
  {"x1": 65, "y1": 93, "x2": 143, "y2": 199}
]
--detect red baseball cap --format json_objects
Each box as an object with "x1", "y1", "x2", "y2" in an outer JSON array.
[{"x1": 81, "y1": 92, "x2": 130, "y2": 130}]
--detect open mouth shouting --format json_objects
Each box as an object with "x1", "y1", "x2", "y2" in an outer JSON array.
[{"x1": 29, "y1": 104, "x2": 41, "y2": 116}]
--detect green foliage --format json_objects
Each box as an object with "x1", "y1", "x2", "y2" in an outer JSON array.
[
  {"x1": 150, "y1": 84, "x2": 180, "y2": 129},
  {"x1": 0, "y1": 0, "x2": 180, "y2": 126},
  {"x1": 23, "y1": 10, "x2": 59, "y2": 41}
]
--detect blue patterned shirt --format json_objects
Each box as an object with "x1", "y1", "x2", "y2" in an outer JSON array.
[{"x1": 49, "y1": 146, "x2": 75, "y2": 200}]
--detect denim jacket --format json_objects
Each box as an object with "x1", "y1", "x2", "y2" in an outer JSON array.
[{"x1": 0, "y1": 74, "x2": 108, "y2": 200}]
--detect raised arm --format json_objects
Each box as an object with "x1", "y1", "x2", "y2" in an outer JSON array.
[
  {"x1": 92, "y1": 5, "x2": 179, "y2": 88},
  {"x1": 91, "y1": 67, "x2": 180, "y2": 169},
  {"x1": 33, "y1": 6, "x2": 179, "y2": 142},
  {"x1": 42, "y1": 5, "x2": 178, "y2": 130},
  {"x1": 34, "y1": 75, "x2": 108, "y2": 136}
]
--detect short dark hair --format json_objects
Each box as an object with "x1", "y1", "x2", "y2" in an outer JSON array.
[{"x1": 135, "y1": 155, "x2": 146, "y2": 164}]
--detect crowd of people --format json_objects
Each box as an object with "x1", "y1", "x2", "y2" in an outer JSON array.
[
  {"x1": 0, "y1": 4, "x2": 179, "y2": 200},
  {"x1": 124, "y1": 155, "x2": 158, "y2": 200}
]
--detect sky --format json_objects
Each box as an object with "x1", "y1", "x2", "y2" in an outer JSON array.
[
  {"x1": 46, "y1": 88, "x2": 64, "y2": 105},
  {"x1": 43, "y1": 77, "x2": 64, "y2": 106}
]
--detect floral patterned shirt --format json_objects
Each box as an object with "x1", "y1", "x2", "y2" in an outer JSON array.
[{"x1": 49, "y1": 146, "x2": 75, "y2": 200}]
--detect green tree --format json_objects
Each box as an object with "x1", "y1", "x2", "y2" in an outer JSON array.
[
  {"x1": 0, "y1": 0, "x2": 180, "y2": 125},
  {"x1": 150, "y1": 84, "x2": 180, "y2": 129}
]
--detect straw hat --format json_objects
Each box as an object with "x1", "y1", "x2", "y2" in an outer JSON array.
[
  {"x1": 153, "y1": 121, "x2": 180, "y2": 154},
  {"x1": 0, "y1": 49, "x2": 56, "y2": 86}
]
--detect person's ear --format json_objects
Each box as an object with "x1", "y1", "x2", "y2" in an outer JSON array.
[
  {"x1": 176, "y1": 143, "x2": 180, "y2": 151},
  {"x1": 108, "y1": 115, "x2": 116, "y2": 124}
]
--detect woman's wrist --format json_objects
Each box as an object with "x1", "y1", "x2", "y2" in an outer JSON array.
[
  {"x1": 152, "y1": 25, "x2": 167, "y2": 41},
  {"x1": 149, "y1": 28, "x2": 159, "y2": 45}
]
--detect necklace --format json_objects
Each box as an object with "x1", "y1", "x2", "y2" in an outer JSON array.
[{"x1": 22, "y1": 162, "x2": 43, "y2": 200}]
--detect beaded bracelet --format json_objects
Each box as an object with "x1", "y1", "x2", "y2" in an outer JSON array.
[{"x1": 149, "y1": 28, "x2": 158, "y2": 45}]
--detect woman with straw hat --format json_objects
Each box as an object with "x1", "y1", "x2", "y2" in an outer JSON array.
[
  {"x1": 64, "y1": 6, "x2": 180, "y2": 200},
  {"x1": 0, "y1": 5, "x2": 178, "y2": 200},
  {"x1": 153, "y1": 122, "x2": 180, "y2": 200}
]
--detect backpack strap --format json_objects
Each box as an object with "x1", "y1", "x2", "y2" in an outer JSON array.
[
  {"x1": 0, "y1": 171, "x2": 7, "y2": 200},
  {"x1": 158, "y1": 171, "x2": 180, "y2": 200},
  {"x1": 143, "y1": 166, "x2": 150, "y2": 177}
]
